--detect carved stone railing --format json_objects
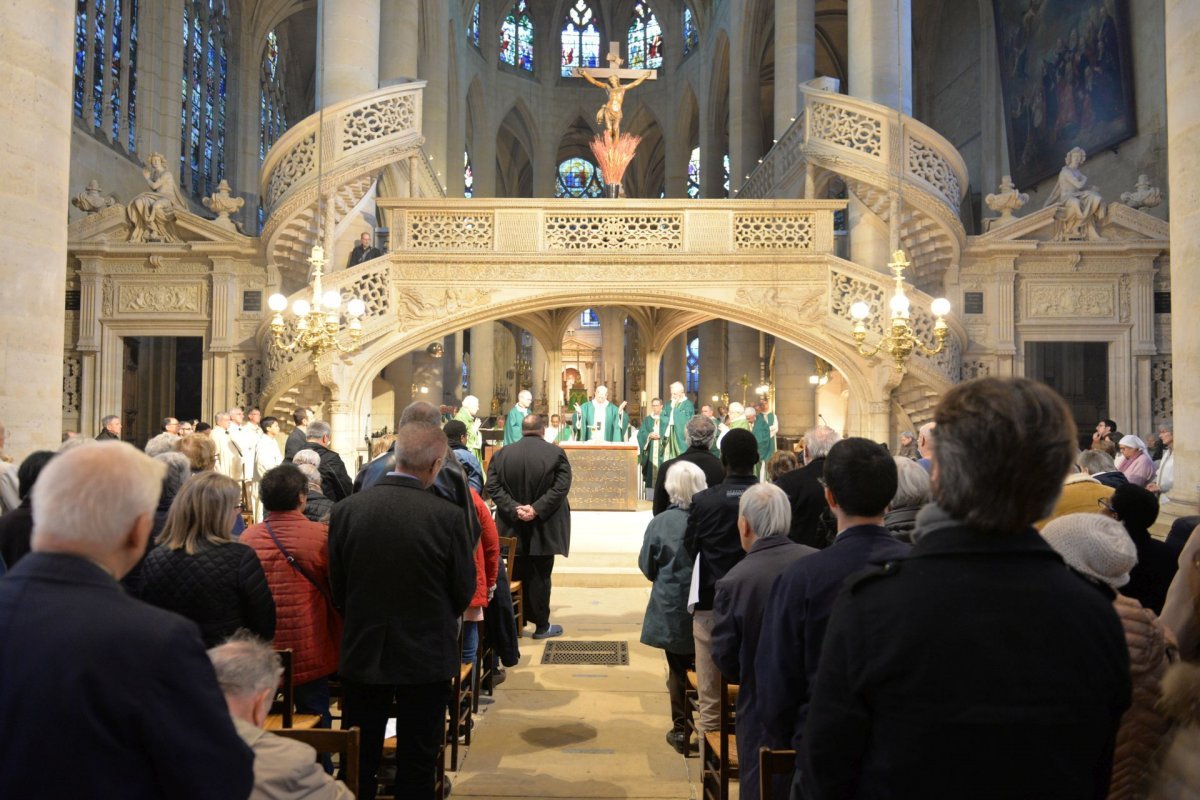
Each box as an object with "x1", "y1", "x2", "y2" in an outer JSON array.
[
  {"x1": 740, "y1": 81, "x2": 970, "y2": 290},
  {"x1": 382, "y1": 198, "x2": 843, "y2": 254}
]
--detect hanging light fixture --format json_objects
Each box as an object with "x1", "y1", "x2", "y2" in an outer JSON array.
[
  {"x1": 809, "y1": 357, "x2": 832, "y2": 386},
  {"x1": 265, "y1": 0, "x2": 365, "y2": 357},
  {"x1": 849, "y1": 250, "x2": 950, "y2": 373}
]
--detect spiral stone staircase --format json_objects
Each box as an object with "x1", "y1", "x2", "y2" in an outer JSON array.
[
  {"x1": 739, "y1": 80, "x2": 970, "y2": 294},
  {"x1": 259, "y1": 81, "x2": 443, "y2": 290}
]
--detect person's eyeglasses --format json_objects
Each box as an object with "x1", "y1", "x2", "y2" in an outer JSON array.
[{"x1": 1097, "y1": 498, "x2": 1115, "y2": 513}]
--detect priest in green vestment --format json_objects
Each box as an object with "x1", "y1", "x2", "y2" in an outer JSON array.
[
  {"x1": 753, "y1": 400, "x2": 778, "y2": 464},
  {"x1": 637, "y1": 398, "x2": 664, "y2": 488},
  {"x1": 573, "y1": 385, "x2": 629, "y2": 442},
  {"x1": 503, "y1": 390, "x2": 532, "y2": 445},
  {"x1": 660, "y1": 382, "x2": 695, "y2": 462},
  {"x1": 454, "y1": 394, "x2": 483, "y2": 461},
  {"x1": 727, "y1": 402, "x2": 752, "y2": 431}
]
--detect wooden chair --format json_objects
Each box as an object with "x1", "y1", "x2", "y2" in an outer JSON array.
[
  {"x1": 474, "y1": 620, "x2": 494, "y2": 711},
  {"x1": 265, "y1": 649, "x2": 321, "y2": 730},
  {"x1": 274, "y1": 726, "x2": 361, "y2": 797},
  {"x1": 497, "y1": 535, "x2": 524, "y2": 637},
  {"x1": 447, "y1": 625, "x2": 475, "y2": 771},
  {"x1": 759, "y1": 747, "x2": 798, "y2": 800},
  {"x1": 379, "y1": 696, "x2": 448, "y2": 799},
  {"x1": 701, "y1": 677, "x2": 739, "y2": 800},
  {"x1": 683, "y1": 669, "x2": 700, "y2": 757}
]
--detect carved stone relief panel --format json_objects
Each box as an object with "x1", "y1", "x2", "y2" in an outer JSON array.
[
  {"x1": 117, "y1": 283, "x2": 205, "y2": 314},
  {"x1": 397, "y1": 288, "x2": 494, "y2": 325},
  {"x1": 235, "y1": 357, "x2": 264, "y2": 410},
  {"x1": 63, "y1": 355, "x2": 82, "y2": 415},
  {"x1": 1025, "y1": 284, "x2": 1115, "y2": 319},
  {"x1": 1151, "y1": 357, "x2": 1172, "y2": 427}
]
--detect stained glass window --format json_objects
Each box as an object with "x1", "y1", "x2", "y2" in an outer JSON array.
[
  {"x1": 181, "y1": 0, "x2": 230, "y2": 198},
  {"x1": 259, "y1": 29, "x2": 289, "y2": 164},
  {"x1": 73, "y1": 0, "x2": 139, "y2": 153},
  {"x1": 687, "y1": 146, "x2": 700, "y2": 199},
  {"x1": 580, "y1": 309, "x2": 600, "y2": 327},
  {"x1": 500, "y1": 1, "x2": 534, "y2": 72},
  {"x1": 627, "y1": 2, "x2": 662, "y2": 69},
  {"x1": 683, "y1": 5, "x2": 699, "y2": 55},
  {"x1": 687, "y1": 337, "x2": 700, "y2": 393},
  {"x1": 556, "y1": 157, "x2": 604, "y2": 198},
  {"x1": 723, "y1": 153, "x2": 731, "y2": 197},
  {"x1": 561, "y1": 0, "x2": 601, "y2": 77},
  {"x1": 467, "y1": 2, "x2": 480, "y2": 49},
  {"x1": 464, "y1": 151, "x2": 474, "y2": 198}
]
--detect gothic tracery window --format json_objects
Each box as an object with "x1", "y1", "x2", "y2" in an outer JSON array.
[
  {"x1": 181, "y1": 0, "x2": 230, "y2": 198},
  {"x1": 561, "y1": 0, "x2": 601, "y2": 77},
  {"x1": 627, "y1": 2, "x2": 662, "y2": 70},
  {"x1": 73, "y1": 0, "x2": 139, "y2": 153},
  {"x1": 683, "y1": 4, "x2": 699, "y2": 56},
  {"x1": 687, "y1": 337, "x2": 700, "y2": 394},
  {"x1": 259, "y1": 29, "x2": 288, "y2": 164},
  {"x1": 723, "y1": 153, "x2": 731, "y2": 197},
  {"x1": 467, "y1": 2, "x2": 480, "y2": 49},
  {"x1": 556, "y1": 157, "x2": 604, "y2": 198},
  {"x1": 687, "y1": 147, "x2": 701, "y2": 199},
  {"x1": 464, "y1": 151, "x2": 474, "y2": 198},
  {"x1": 500, "y1": 1, "x2": 534, "y2": 72}
]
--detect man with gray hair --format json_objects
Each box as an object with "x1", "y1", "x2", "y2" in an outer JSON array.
[
  {"x1": 96, "y1": 413, "x2": 121, "y2": 440},
  {"x1": 330, "y1": 423, "x2": 476, "y2": 799},
  {"x1": 916, "y1": 420, "x2": 936, "y2": 473},
  {"x1": 710, "y1": 483, "x2": 815, "y2": 800},
  {"x1": 775, "y1": 425, "x2": 841, "y2": 548},
  {"x1": 1078, "y1": 448, "x2": 1128, "y2": 489},
  {"x1": 209, "y1": 636, "x2": 353, "y2": 799},
  {"x1": 0, "y1": 442, "x2": 253, "y2": 797},
  {"x1": 652, "y1": 414, "x2": 724, "y2": 516},
  {"x1": 300, "y1": 420, "x2": 353, "y2": 502}
]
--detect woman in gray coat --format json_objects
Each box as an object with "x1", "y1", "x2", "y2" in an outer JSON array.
[{"x1": 639, "y1": 460, "x2": 708, "y2": 755}]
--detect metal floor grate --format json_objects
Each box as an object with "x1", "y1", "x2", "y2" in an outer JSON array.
[{"x1": 541, "y1": 640, "x2": 629, "y2": 666}]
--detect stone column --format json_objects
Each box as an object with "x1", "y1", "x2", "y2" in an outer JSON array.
[
  {"x1": 327, "y1": 400, "x2": 359, "y2": 475},
  {"x1": 469, "y1": 322, "x2": 495, "y2": 412},
  {"x1": 317, "y1": 0, "x2": 380, "y2": 106},
  {"x1": 698, "y1": 321, "x2": 728, "y2": 408},
  {"x1": 661, "y1": 335, "x2": 687, "y2": 396},
  {"x1": 729, "y1": 19, "x2": 764, "y2": 196},
  {"x1": 775, "y1": 0, "x2": 816, "y2": 137},
  {"x1": 1166, "y1": 0, "x2": 1200, "y2": 509},
  {"x1": 725, "y1": 322, "x2": 760, "y2": 405},
  {"x1": 0, "y1": 0, "x2": 73, "y2": 456},
  {"x1": 418, "y1": 1, "x2": 450, "y2": 188},
  {"x1": 383, "y1": 357, "x2": 413, "y2": 430},
  {"x1": 452, "y1": 330, "x2": 465, "y2": 398},
  {"x1": 379, "y1": 0, "x2": 419, "y2": 82},
  {"x1": 643, "y1": 349, "x2": 663, "y2": 404},
  {"x1": 847, "y1": 0, "x2": 913, "y2": 114},
  {"x1": 773, "y1": 341, "x2": 817, "y2": 434},
  {"x1": 598, "y1": 308, "x2": 626, "y2": 398},
  {"x1": 532, "y1": 337, "x2": 548, "y2": 413}
]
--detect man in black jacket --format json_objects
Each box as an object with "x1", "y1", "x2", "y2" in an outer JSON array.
[
  {"x1": 774, "y1": 425, "x2": 840, "y2": 548},
  {"x1": 346, "y1": 231, "x2": 382, "y2": 268},
  {"x1": 299, "y1": 420, "x2": 353, "y2": 502},
  {"x1": 652, "y1": 415, "x2": 724, "y2": 515},
  {"x1": 284, "y1": 406, "x2": 312, "y2": 462},
  {"x1": 801, "y1": 377, "x2": 1131, "y2": 800},
  {"x1": 329, "y1": 422, "x2": 475, "y2": 800},
  {"x1": 684, "y1": 427, "x2": 758, "y2": 733},
  {"x1": 487, "y1": 414, "x2": 572, "y2": 639}
]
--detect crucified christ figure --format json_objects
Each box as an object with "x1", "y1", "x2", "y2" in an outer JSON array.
[{"x1": 577, "y1": 52, "x2": 652, "y2": 142}]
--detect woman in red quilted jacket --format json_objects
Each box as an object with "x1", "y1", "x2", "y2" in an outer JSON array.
[
  {"x1": 241, "y1": 463, "x2": 342, "y2": 728},
  {"x1": 464, "y1": 489, "x2": 500, "y2": 665}
]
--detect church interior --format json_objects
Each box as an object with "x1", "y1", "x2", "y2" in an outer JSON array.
[{"x1": 2, "y1": 0, "x2": 1200, "y2": 796}]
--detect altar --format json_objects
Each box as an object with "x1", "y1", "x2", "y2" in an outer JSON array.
[{"x1": 561, "y1": 442, "x2": 640, "y2": 512}]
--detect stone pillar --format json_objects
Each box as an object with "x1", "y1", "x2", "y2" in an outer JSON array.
[
  {"x1": 383, "y1": 357, "x2": 413, "y2": 430},
  {"x1": 598, "y1": 308, "x2": 626, "y2": 397},
  {"x1": 775, "y1": 0, "x2": 816, "y2": 137},
  {"x1": 698, "y1": 321, "x2": 728, "y2": 408},
  {"x1": 1166, "y1": 0, "x2": 1200, "y2": 509},
  {"x1": 418, "y1": 1, "x2": 450, "y2": 188},
  {"x1": 729, "y1": 19, "x2": 764, "y2": 197},
  {"x1": 847, "y1": 0, "x2": 913, "y2": 114},
  {"x1": 469, "y1": 322, "x2": 495, "y2": 413},
  {"x1": 661, "y1": 335, "x2": 687, "y2": 396},
  {"x1": 379, "y1": 0, "x2": 419, "y2": 82},
  {"x1": 532, "y1": 337, "x2": 548, "y2": 413},
  {"x1": 643, "y1": 349, "x2": 663, "y2": 404},
  {"x1": 774, "y1": 341, "x2": 817, "y2": 434},
  {"x1": 317, "y1": 0, "x2": 380, "y2": 106},
  {"x1": 0, "y1": 0, "x2": 73, "y2": 456},
  {"x1": 848, "y1": 193, "x2": 892, "y2": 275},
  {"x1": 725, "y1": 322, "x2": 760, "y2": 405},
  {"x1": 452, "y1": 330, "x2": 465, "y2": 399},
  {"x1": 327, "y1": 400, "x2": 359, "y2": 475}
]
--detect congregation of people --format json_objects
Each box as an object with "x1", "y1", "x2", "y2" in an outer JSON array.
[{"x1": 0, "y1": 374, "x2": 1198, "y2": 799}]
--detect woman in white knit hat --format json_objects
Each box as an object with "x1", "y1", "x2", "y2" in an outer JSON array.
[{"x1": 1041, "y1": 513, "x2": 1175, "y2": 799}]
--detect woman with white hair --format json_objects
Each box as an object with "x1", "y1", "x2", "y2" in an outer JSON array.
[
  {"x1": 1117, "y1": 435, "x2": 1155, "y2": 488},
  {"x1": 885, "y1": 456, "x2": 932, "y2": 543},
  {"x1": 638, "y1": 460, "x2": 707, "y2": 755}
]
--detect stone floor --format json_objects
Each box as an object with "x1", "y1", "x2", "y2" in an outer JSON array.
[{"x1": 447, "y1": 507, "x2": 713, "y2": 799}]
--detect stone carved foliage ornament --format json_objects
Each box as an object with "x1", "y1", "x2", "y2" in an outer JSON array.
[
  {"x1": 62, "y1": 356, "x2": 82, "y2": 415},
  {"x1": 1121, "y1": 175, "x2": 1163, "y2": 210},
  {"x1": 1151, "y1": 357, "x2": 1172, "y2": 426},
  {"x1": 809, "y1": 102, "x2": 883, "y2": 158},
  {"x1": 985, "y1": 175, "x2": 1029, "y2": 226},
  {"x1": 202, "y1": 179, "x2": 245, "y2": 232},
  {"x1": 234, "y1": 358, "x2": 264, "y2": 409},
  {"x1": 118, "y1": 284, "x2": 204, "y2": 314},
  {"x1": 907, "y1": 139, "x2": 961, "y2": 208},
  {"x1": 341, "y1": 95, "x2": 416, "y2": 152},
  {"x1": 266, "y1": 132, "x2": 316, "y2": 208},
  {"x1": 734, "y1": 214, "x2": 814, "y2": 250},
  {"x1": 543, "y1": 213, "x2": 683, "y2": 251},
  {"x1": 737, "y1": 286, "x2": 824, "y2": 323},
  {"x1": 407, "y1": 212, "x2": 494, "y2": 249},
  {"x1": 397, "y1": 288, "x2": 493, "y2": 325},
  {"x1": 1027, "y1": 285, "x2": 1114, "y2": 318}
]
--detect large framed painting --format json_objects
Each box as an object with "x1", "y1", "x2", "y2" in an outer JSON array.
[{"x1": 993, "y1": 0, "x2": 1137, "y2": 189}]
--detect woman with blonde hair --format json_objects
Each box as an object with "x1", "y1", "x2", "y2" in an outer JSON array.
[{"x1": 139, "y1": 471, "x2": 275, "y2": 646}]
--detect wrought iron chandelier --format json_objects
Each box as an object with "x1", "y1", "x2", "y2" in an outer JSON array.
[{"x1": 849, "y1": 250, "x2": 951, "y2": 373}]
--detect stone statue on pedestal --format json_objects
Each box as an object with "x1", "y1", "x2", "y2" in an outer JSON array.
[
  {"x1": 127, "y1": 153, "x2": 189, "y2": 243},
  {"x1": 1043, "y1": 147, "x2": 1106, "y2": 241},
  {"x1": 72, "y1": 180, "x2": 117, "y2": 214},
  {"x1": 202, "y1": 179, "x2": 245, "y2": 232},
  {"x1": 1120, "y1": 174, "x2": 1163, "y2": 210},
  {"x1": 985, "y1": 175, "x2": 1028, "y2": 227}
]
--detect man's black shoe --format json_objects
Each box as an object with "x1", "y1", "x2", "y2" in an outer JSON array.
[
  {"x1": 666, "y1": 730, "x2": 689, "y2": 755},
  {"x1": 531, "y1": 624, "x2": 563, "y2": 640}
]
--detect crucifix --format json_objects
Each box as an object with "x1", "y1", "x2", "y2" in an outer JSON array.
[{"x1": 574, "y1": 42, "x2": 657, "y2": 141}]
